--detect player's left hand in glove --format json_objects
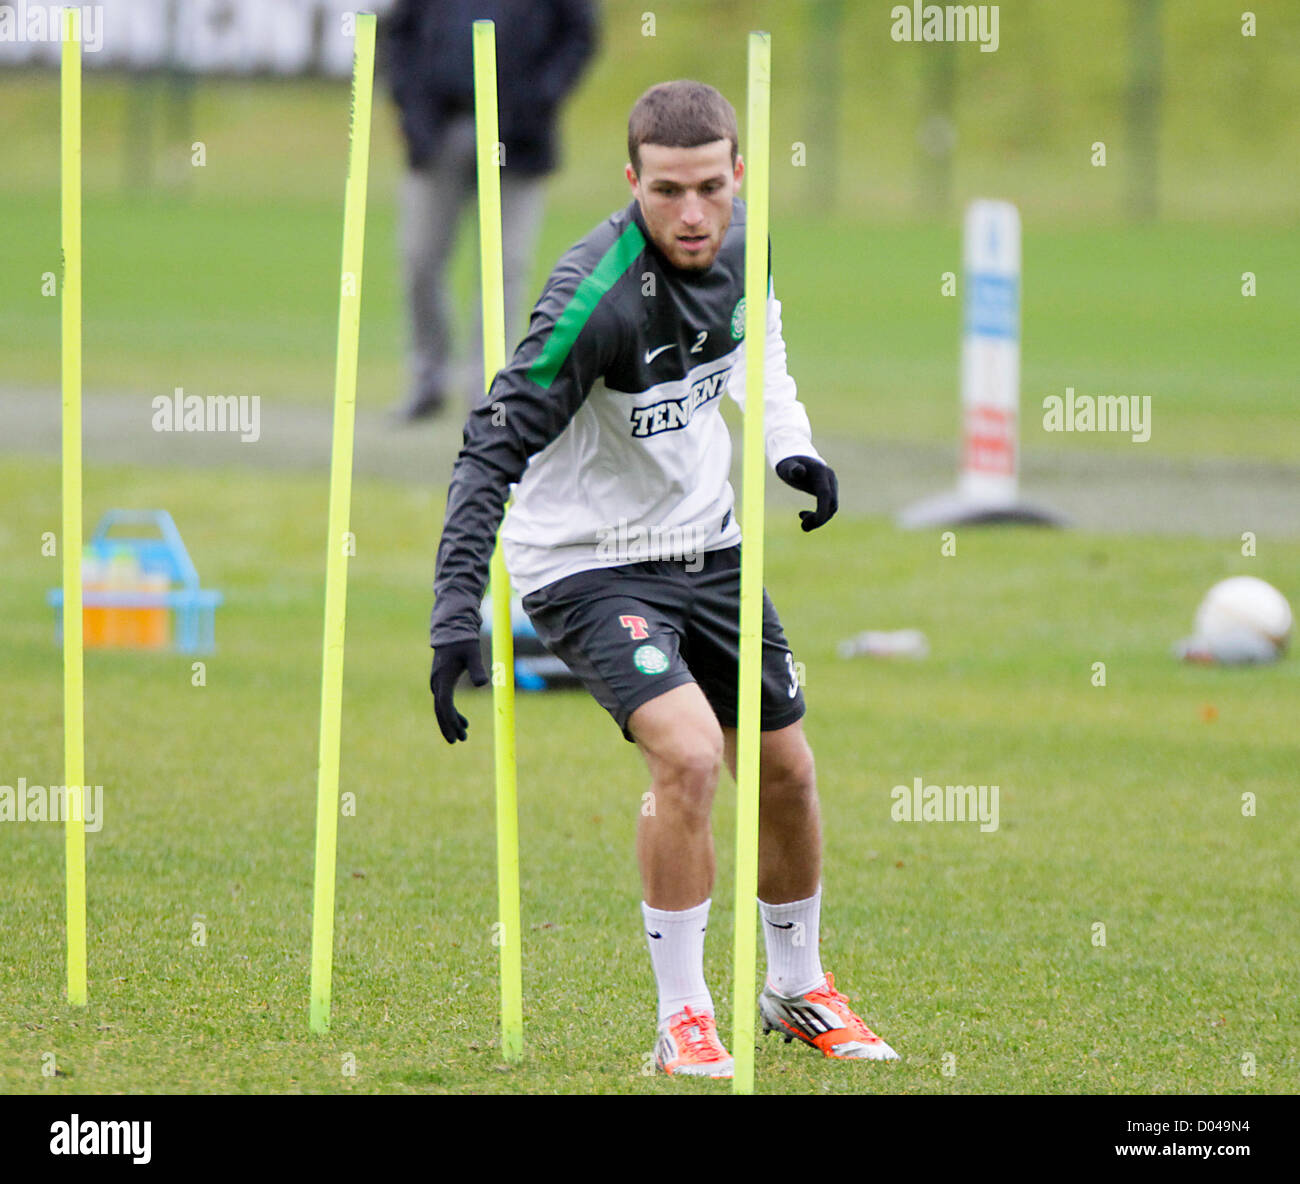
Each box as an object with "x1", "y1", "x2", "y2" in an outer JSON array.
[
  {"x1": 775, "y1": 456, "x2": 838, "y2": 531},
  {"x1": 430, "y1": 639, "x2": 490, "y2": 743}
]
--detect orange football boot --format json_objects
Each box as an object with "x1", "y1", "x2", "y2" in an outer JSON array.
[
  {"x1": 654, "y1": 1006, "x2": 735, "y2": 1078},
  {"x1": 760, "y1": 973, "x2": 900, "y2": 1060}
]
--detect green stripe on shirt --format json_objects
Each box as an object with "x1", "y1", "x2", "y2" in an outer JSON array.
[{"x1": 527, "y1": 222, "x2": 645, "y2": 390}]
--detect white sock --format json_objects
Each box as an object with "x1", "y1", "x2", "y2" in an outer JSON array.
[
  {"x1": 759, "y1": 887, "x2": 825, "y2": 997},
  {"x1": 642, "y1": 899, "x2": 713, "y2": 1023}
]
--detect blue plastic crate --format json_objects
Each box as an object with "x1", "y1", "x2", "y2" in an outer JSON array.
[{"x1": 48, "y1": 510, "x2": 222, "y2": 654}]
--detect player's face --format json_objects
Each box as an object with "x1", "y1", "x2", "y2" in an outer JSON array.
[{"x1": 627, "y1": 140, "x2": 743, "y2": 271}]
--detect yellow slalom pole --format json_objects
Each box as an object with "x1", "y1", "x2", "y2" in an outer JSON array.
[
  {"x1": 732, "y1": 29, "x2": 771, "y2": 1096},
  {"x1": 61, "y1": 6, "x2": 87, "y2": 1009},
  {"x1": 309, "y1": 12, "x2": 376, "y2": 1034},
  {"x1": 473, "y1": 19, "x2": 523, "y2": 1063}
]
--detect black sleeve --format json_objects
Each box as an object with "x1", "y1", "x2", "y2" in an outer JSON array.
[{"x1": 429, "y1": 258, "x2": 625, "y2": 647}]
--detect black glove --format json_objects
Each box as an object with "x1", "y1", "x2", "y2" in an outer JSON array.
[
  {"x1": 775, "y1": 456, "x2": 838, "y2": 532},
  {"x1": 430, "y1": 639, "x2": 490, "y2": 744}
]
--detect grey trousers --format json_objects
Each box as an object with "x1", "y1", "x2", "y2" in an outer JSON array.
[{"x1": 399, "y1": 113, "x2": 546, "y2": 410}]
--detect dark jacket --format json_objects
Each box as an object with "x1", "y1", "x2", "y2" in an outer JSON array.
[{"x1": 386, "y1": 0, "x2": 597, "y2": 175}]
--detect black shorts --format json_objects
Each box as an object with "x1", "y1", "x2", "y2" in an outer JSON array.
[{"x1": 520, "y1": 546, "x2": 806, "y2": 742}]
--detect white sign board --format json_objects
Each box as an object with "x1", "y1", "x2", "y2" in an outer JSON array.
[{"x1": 958, "y1": 199, "x2": 1021, "y2": 507}]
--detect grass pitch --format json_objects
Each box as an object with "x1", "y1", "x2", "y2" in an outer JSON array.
[
  {"x1": 2, "y1": 458, "x2": 1296, "y2": 1094},
  {"x1": 2, "y1": 53, "x2": 1296, "y2": 1098}
]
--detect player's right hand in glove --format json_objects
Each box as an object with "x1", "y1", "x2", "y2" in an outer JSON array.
[{"x1": 430, "y1": 639, "x2": 490, "y2": 743}]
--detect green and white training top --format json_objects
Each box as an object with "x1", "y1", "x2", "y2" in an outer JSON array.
[{"x1": 429, "y1": 196, "x2": 823, "y2": 647}]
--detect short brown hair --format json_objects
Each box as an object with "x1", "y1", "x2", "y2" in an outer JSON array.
[{"x1": 627, "y1": 80, "x2": 739, "y2": 176}]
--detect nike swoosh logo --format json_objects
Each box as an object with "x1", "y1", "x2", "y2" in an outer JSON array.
[
  {"x1": 644, "y1": 344, "x2": 673, "y2": 364},
  {"x1": 766, "y1": 920, "x2": 796, "y2": 929},
  {"x1": 647, "y1": 931, "x2": 663, "y2": 939}
]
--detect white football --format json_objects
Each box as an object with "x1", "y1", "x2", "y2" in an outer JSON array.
[{"x1": 1186, "y1": 576, "x2": 1292, "y2": 663}]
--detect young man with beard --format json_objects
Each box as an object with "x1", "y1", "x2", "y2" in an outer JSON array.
[{"x1": 429, "y1": 80, "x2": 899, "y2": 1078}]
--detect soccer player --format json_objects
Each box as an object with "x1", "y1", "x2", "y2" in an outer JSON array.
[{"x1": 429, "y1": 80, "x2": 899, "y2": 1077}]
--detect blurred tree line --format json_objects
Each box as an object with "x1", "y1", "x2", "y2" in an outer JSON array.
[{"x1": 550, "y1": 0, "x2": 1299, "y2": 223}]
